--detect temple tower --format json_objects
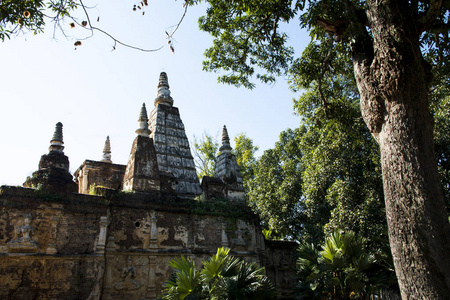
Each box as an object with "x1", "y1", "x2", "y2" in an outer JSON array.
[
  {"x1": 214, "y1": 125, "x2": 245, "y2": 202},
  {"x1": 23, "y1": 122, "x2": 77, "y2": 193},
  {"x1": 101, "y1": 136, "x2": 112, "y2": 163},
  {"x1": 149, "y1": 72, "x2": 201, "y2": 196},
  {"x1": 74, "y1": 135, "x2": 127, "y2": 194},
  {"x1": 122, "y1": 104, "x2": 161, "y2": 193}
]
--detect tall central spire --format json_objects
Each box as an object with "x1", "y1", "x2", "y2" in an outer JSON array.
[
  {"x1": 154, "y1": 72, "x2": 174, "y2": 107},
  {"x1": 149, "y1": 72, "x2": 201, "y2": 196}
]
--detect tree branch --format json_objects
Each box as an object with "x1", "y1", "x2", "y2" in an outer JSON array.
[
  {"x1": 316, "y1": 17, "x2": 348, "y2": 41},
  {"x1": 77, "y1": 0, "x2": 163, "y2": 52},
  {"x1": 166, "y1": 0, "x2": 189, "y2": 39},
  {"x1": 418, "y1": 0, "x2": 443, "y2": 33}
]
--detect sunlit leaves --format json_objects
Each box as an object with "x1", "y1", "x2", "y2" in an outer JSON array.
[
  {"x1": 196, "y1": 0, "x2": 296, "y2": 88},
  {"x1": 233, "y1": 134, "x2": 259, "y2": 191},
  {"x1": 247, "y1": 128, "x2": 304, "y2": 239},
  {"x1": 0, "y1": 0, "x2": 46, "y2": 40},
  {"x1": 298, "y1": 99, "x2": 386, "y2": 246},
  {"x1": 0, "y1": 0, "x2": 80, "y2": 41},
  {"x1": 297, "y1": 231, "x2": 396, "y2": 299},
  {"x1": 193, "y1": 133, "x2": 219, "y2": 178},
  {"x1": 160, "y1": 247, "x2": 276, "y2": 300}
]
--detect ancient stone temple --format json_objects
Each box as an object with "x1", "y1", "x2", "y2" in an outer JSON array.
[
  {"x1": 0, "y1": 72, "x2": 297, "y2": 300},
  {"x1": 201, "y1": 125, "x2": 245, "y2": 203},
  {"x1": 149, "y1": 72, "x2": 202, "y2": 196}
]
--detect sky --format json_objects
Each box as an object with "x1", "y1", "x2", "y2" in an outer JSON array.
[{"x1": 0, "y1": 0, "x2": 310, "y2": 186}]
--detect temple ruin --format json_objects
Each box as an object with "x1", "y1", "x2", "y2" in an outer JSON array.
[{"x1": 0, "y1": 72, "x2": 296, "y2": 299}]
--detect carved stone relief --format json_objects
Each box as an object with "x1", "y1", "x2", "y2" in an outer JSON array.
[
  {"x1": 221, "y1": 222, "x2": 229, "y2": 247},
  {"x1": 95, "y1": 216, "x2": 108, "y2": 254},
  {"x1": 231, "y1": 220, "x2": 250, "y2": 251},
  {"x1": 45, "y1": 215, "x2": 60, "y2": 254},
  {"x1": 7, "y1": 214, "x2": 39, "y2": 253},
  {"x1": 113, "y1": 256, "x2": 142, "y2": 291}
]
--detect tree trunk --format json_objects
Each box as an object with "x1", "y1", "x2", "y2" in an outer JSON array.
[{"x1": 352, "y1": 1, "x2": 450, "y2": 299}]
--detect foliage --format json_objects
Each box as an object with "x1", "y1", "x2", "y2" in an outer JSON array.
[
  {"x1": 431, "y1": 95, "x2": 450, "y2": 211},
  {"x1": 247, "y1": 128, "x2": 304, "y2": 240},
  {"x1": 190, "y1": 197, "x2": 253, "y2": 219},
  {"x1": 193, "y1": 133, "x2": 220, "y2": 178},
  {"x1": 247, "y1": 51, "x2": 386, "y2": 245},
  {"x1": 296, "y1": 94, "x2": 387, "y2": 247},
  {"x1": 160, "y1": 247, "x2": 276, "y2": 300},
  {"x1": 233, "y1": 134, "x2": 259, "y2": 190},
  {"x1": 192, "y1": 132, "x2": 258, "y2": 186},
  {"x1": 191, "y1": 1, "x2": 450, "y2": 94},
  {"x1": 296, "y1": 231, "x2": 397, "y2": 299},
  {"x1": 0, "y1": 0, "x2": 78, "y2": 41},
  {"x1": 189, "y1": 0, "x2": 296, "y2": 89}
]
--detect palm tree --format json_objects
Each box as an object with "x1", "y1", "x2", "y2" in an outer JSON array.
[
  {"x1": 160, "y1": 255, "x2": 202, "y2": 300},
  {"x1": 297, "y1": 231, "x2": 397, "y2": 299},
  {"x1": 160, "y1": 247, "x2": 277, "y2": 300}
]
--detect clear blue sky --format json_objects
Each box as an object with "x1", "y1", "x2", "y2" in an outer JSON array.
[{"x1": 0, "y1": 0, "x2": 309, "y2": 186}]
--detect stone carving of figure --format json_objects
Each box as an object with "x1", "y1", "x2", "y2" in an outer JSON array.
[
  {"x1": 234, "y1": 228, "x2": 247, "y2": 247},
  {"x1": 7, "y1": 214, "x2": 39, "y2": 253},
  {"x1": 114, "y1": 257, "x2": 142, "y2": 291}
]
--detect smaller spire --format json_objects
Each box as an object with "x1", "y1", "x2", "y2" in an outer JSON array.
[
  {"x1": 136, "y1": 103, "x2": 151, "y2": 137},
  {"x1": 49, "y1": 122, "x2": 64, "y2": 153},
  {"x1": 154, "y1": 72, "x2": 174, "y2": 107},
  {"x1": 101, "y1": 136, "x2": 112, "y2": 163},
  {"x1": 219, "y1": 125, "x2": 232, "y2": 152}
]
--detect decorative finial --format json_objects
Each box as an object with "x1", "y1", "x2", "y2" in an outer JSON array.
[
  {"x1": 219, "y1": 125, "x2": 232, "y2": 152},
  {"x1": 101, "y1": 136, "x2": 112, "y2": 163},
  {"x1": 136, "y1": 103, "x2": 151, "y2": 137},
  {"x1": 154, "y1": 72, "x2": 174, "y2": 107},
  {"x1": 49, "y1": 122, "x2": 64, "y2": 152}
]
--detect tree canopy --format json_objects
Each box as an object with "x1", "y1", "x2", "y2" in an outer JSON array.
[
  {"x1": 191, "y1": 1, "x2": 450, "y2": 298},
  {"x1": 0, "y1": 0, "x2": 77, "y2": 41},
  {"x1": 247, "y1": 128, "x2": 304, "y2": 240}
]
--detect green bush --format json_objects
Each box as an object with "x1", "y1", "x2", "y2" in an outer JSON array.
[
  {"x1": 296, "y1": 231, "x2": 397, "y2": 299},
  {"x1": 160, "y1": 247, "x2": 276, "y2": 300}
]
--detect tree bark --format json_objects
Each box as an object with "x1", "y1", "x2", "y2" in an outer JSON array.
[{"x1": 352, "y1": 1, "x2": 450, "y2": 299}]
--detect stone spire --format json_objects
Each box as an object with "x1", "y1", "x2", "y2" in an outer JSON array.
[
  {"x1": 149, "y1": 72, "x2": 201, "y2": 196},
  {"x1": 101, "y1": 136, "x2": 112, "y2": 163},
  {"x1": 219, "y1": 125, "x2": 232, "y2": 153},
  {"x1": 154, "y1": 72, "x2": 174, "y2": 107},
  {"x1": 23, "y1": 122, "x2": 77, "y2": 194},
  {"x1": 136, "y1": 103, "x2": 151, "y2": 137},
  {"x1": 49, "y1": 122, "x2": 64, "y2": 153},
  {"x1": 214, "y1": 125, "x2": 245, "y2": 203}
]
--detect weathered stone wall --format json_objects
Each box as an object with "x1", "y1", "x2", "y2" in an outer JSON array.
[
  {"x1": 0, "y1": 256, "x2": 104, "y2": 300},
  {"x1": 0, "y1": 186, "x2": 297, "y2": 299},
  {"x1": 74, "y1": 160, "x2": 126, "y2": 194},
  {"x1": 262, "y1": 240, "x2": 298, "y2": 299},
  {"x1": 0, "y1": 186, "x2": 107, "y2": 299}
]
